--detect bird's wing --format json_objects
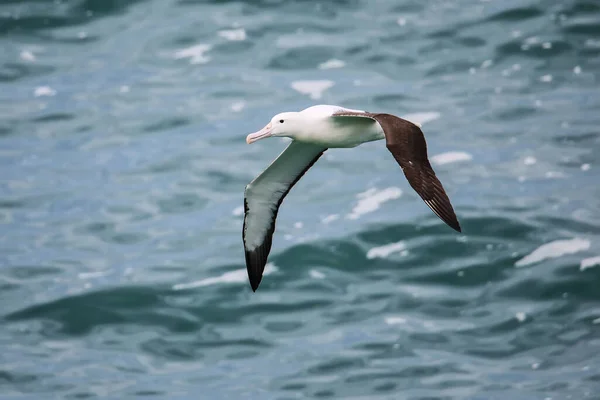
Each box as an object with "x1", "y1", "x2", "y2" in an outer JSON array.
[
  {"x1": 243, "y1": 141, "x2": 326, "y2": 291},
  {"x1": 331, "y1": 111, "x2": 461, "y2": 232}
]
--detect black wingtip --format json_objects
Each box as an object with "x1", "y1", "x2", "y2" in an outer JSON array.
[
  {"x1": 443, "y1": 212, "x2": 462, "y2": 233},
  {"x1": 451, "y1": 220, "x2": 462, "y2": 233},
  {"x1": 249, "y1": 275, "x2": 261, "y2": 292},
  {"x1": 245, "y1": 244, "x2": 270, "y2": 293},
  {"x1": 246, "y1": 260, "x2": 264, "y2": 292}
]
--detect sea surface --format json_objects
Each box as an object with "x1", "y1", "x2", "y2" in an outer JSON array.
[{"x1": 2, "y1": 0, "x2": 600, "y2": 399}]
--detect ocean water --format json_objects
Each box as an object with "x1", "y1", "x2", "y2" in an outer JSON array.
[{"x1": 1, "y1": 0, "x2": 600, "y2": 398}]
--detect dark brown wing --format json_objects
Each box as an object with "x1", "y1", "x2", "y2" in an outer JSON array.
[{"x1": 332, "y1": 111, "x2": 461, "y2": 232}]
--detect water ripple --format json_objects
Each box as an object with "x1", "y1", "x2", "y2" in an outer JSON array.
[{"x1": 2, "y1": 0, "x2": 600, "y2": 398}]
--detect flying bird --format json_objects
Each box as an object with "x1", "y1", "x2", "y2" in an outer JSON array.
[{"x1": 243, "y1": 105, "x2": 461, "y2": 291}]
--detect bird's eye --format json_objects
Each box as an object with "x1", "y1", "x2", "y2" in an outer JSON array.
[{"x1": 279, "y1": 119, "x2": 284, "y2": 123}]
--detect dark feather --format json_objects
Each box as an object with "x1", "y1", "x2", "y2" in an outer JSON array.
[{"x1": 332, "y1": 111, "x2": 461, "y2": 232}]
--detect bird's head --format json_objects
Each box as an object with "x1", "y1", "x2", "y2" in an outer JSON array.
[{"x1": 246, "y1": 112, "x2": 301, "y2": 144}]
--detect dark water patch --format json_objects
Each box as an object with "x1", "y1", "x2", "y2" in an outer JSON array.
[
  {"x1": 139, "y1": 156, "x2": 191, "y2": 175},
  {"x1": 253, "y1": 21, "x2": 343, "y2": 37},
  {"x1": 204, "y1": 169, "x2": 248, "y2": 186},
  {"x1": 133, "y1": 390, "x2": 164, "y2": 396},
  {"x1": 495, "y1": 40, "x2": 526, "y2": 57},
  {"x1": 0, "y1": 16, "x2": 80, "y2": 36},
  {"x1": 497, "y1": 274, "x2": 600, "y2": 302},
  {"x1": 268, "y1": 46, "x2": 335, "y2": 70},
  {"x1": 0, "y1": 124, "x2": 13, "y2": 136},
  {"x1": 559, "y1": 1, "x2": 600, "y2": 15},
  {"x1": 426, "y1": 60, "x2": 474, "y2": 77},
  {"x1": 552, "y1": 131, "x2": 599, "y2": 146},
  {"x1": 489, "y1": 105, "x2": 539, "y2": 121},
  {"x1": 264, "y1": 319, "x2": 303, "y2": 333},
  {"x1": 390, "y1": 3, "x2": 424, "y2": 13},
  {"x1": 495, "y1": 39, "x2": 573, "y2": 59},
  {"x1": 344, "y1": 43, "x2": 370, "y2": 56},
  {"x1": 214, "y1": 39, "x2": 254, "y2": 54},
  {"x1": 455, "y1": 36, "x2": 487, "y2": 48},
  {"x1": 0, "y1": 61, "x2": 54, "y2": 82},
  {"x1": 562, "y1": 18, "x2": 600, "y2": 36},
  {"x1": 3, "y1": 265, "x2": 63, "y2": 280},
  {"x1": 313, "y1": 389, "x2": 336, "y2": 397},
  {"x1": 77, "y1": 221, "x2": 115, "y2": 234},
  {"x1": 74, "y1": 220, "x2": 148, "y2": 244},
  {"x1": 31, "y1": 112, "x2": 75, "y2": 123},
  {"x1": 486, "y1": 7, "x2": 544, "y2": 22},
  {"x1": 142, "y1": 117, "x2": 189, "y2": 133},
  {"x1": 34, "y1": 31, "x2": 101, "y2": 44},
  {"x1": 372, "y1": 93, "x2": 414, "y2": 107},
  {"x1": 105, "y1": 204, "x2": 154, "y2": 222},
  {"x1": 231, "y1": 299, "x2": 334, "y2": 320},
  {"x1": 345, "y1": 363, "x2": 462, "y2": 383},
  {"x1": 308, "y1": 357, "x2": 366, "y2": 375},
  {"x1": 364, "y1": 53, "x2": 415, "y2": 66},
  {"x1": 156, "y1": 192, "x2": 207, "y2": 214},
  {"x1": 0, "y1": 369, "x2": 38, "y2": 385},
  {"x1": 428, "y1": 28, "x2": 457, "y2": 39},
  {"x1": 404, "y1": 255, "x2": 513, "y2": 288},
  {"x1": 535, "y1": 216, "x2": 600, "y2": 234},
  {"x1": 0, "y1": 0, "x2": 146, "y2": 36},
  {"x1": 0, "y1": 281, "x2": 20, "y2": 292},
  {"x1": 5, "y1": 285, "x2": 201, "y2": 336},
  {"x1": 140, "y1": 337, "x2": 203, "y2": 361},
  {"x1": 0, "y1": 194, "x2": 52, "y2": 210},
  {"x1": 278, "y1": 241, "x2": 365, "y2": 271}
]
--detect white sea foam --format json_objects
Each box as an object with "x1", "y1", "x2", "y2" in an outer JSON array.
[
  {"x1": 174, "y1": 44, "x2": 212, "y2": 64},
  {"x1": 309, "y1": 270, "x2": 326, "y2": 279},
  {"x1": 347, "y1": 187, "x2": 402, "y2": 220},
  {"x1": 321, "y1": 214, "x2": 339, "y2": 224},
  {"x1": 402, "y1": 111, "x2": 441, "y2": 127},
  {"x1": 318, "y1": 59, "x2": 345, "y2": 70},
  {"x1": 515, "y1": 238, "x2": 591, "y2": 267},
  {"x1": 218, "y1": 28, "x2": 246, "y2": 41},
  {"x1": 173, "y1": 263, "x2": 277, "y2": 290},
  {"x1": 230, "y1": 101, "x2": 245, "y2": 112},
  {"x1": 385, "y1": 316, "x2": 407, "y2": 325},
  {"x1": 232, "y1": 206, "x2": 244, "y2": 216},
  {"x1": 20, "y1": 50, "x2": 36, "y2": 62},
  {"x1": 291, "y1": 80, "x2": 334, "y2": 100},
  {"x1": 34, "y1": 86, "x2": 56, "y2": 97},
  {"x1": 367, "y1": 241, "x2": 406, "y2": 259},
  {"x1": 431, "y1": 151, "x2": 472, "y2": 165},
  {"x1": 580, "y1": 256, "x2": 600, "y2": 271}
]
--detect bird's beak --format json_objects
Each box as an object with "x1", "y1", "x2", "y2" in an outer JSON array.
[{"x1": 246, "y1": 122, "x2": 272, "y2": 144}]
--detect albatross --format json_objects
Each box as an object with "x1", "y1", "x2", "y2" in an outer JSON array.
[{"x1": 243, "y1": 105, "x2": 461, "y2": 291}]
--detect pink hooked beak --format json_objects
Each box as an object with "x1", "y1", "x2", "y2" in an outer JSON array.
[{"x1": 246, "y1": 122, "x2": 272, "y2": 144}]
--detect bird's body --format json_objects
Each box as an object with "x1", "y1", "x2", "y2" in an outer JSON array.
[
  {"x1": 285, "y1": 105, "x2": 384, "y2": 147},
  {"x1": 243, "y1": 105, "x2": 461, "y2": 291}
]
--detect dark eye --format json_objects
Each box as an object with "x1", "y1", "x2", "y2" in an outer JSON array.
[{"x1": 279, "y1": 119, "x2": 284, "y2": 123}]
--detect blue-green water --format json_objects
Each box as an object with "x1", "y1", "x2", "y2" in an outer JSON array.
[{"x1": 2, "y1": 0, "x2": 600, "y2": 398}]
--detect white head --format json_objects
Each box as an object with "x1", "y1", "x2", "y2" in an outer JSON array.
[{"x1": 246, "y1": 112, "x2": 302, "y2": 144}]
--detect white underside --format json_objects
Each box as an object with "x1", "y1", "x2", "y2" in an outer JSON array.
[
  {"x1": 244, "y1": 106, "x2": 388, "y2": 251},
  {"x1": 293, "y1": 105, "x2": 385, "y2": 148},
  {"x1": 244, "y1": 141, "x2": 325, "y2": 250}
]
